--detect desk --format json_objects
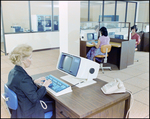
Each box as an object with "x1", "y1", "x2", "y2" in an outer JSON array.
[
  {"x1": 32, "y1": 70, "x2": 131, "y2": 118},
  {"x1": 80, "y1": 38, "x2": 135, "y2": 70},
  {"x1": 86, "y1": 42, "x2": 121, "y2": 48}
]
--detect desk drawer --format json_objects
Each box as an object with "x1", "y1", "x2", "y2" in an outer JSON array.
[{"x1": 56, "y1": 101, "x2": 79, "y2": 118}]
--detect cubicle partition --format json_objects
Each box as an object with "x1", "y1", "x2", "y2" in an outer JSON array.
[
  {"x1": 108, "y1": 38, "x2": 135, "y2": 69},
  {"x1": 136, "y1": 22, "x2": 149, "y2": 52}
]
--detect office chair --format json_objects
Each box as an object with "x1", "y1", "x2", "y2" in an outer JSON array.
[
  {"x1": 93, "y1": 44, "x2": 112, "y2": 73},
  {"x1": 1, "y1": 84, "x2": 53, "y2": 118}
]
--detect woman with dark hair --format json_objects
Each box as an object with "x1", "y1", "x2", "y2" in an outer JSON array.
[
  {"x1": 86, "y1": 27, "x2": 110, "y2": 61},
  {"x1": 131, "y1": 25, "x2": 141, "y2": 48}
]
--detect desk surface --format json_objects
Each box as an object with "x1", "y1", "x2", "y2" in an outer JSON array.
[
  {"x1": 32, "y1": 70, "x2": 130, "y2": 118},
  {"x1": 86, "y1": 42, "x2": 121, "y2": 47}
]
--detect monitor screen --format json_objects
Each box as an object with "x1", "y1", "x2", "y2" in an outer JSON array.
[
  {"x1": 108, "y1": 32, "x2": 115, "y2": 38},
  {"x1": 58, "y1": 53, "x2": 81, "y2": 77},
  {"x1": 87, "y1": 33, "x2": 94, "y2": 40},
  {"x1": 115, "y1": 34, "x2": 124, "y2": 39},
  {"x1": 63, "y1": 56, "x2": 72, "y2": 72},
  {"x1": 94, "y1": 32, "x2": 98, "y2": 40}
]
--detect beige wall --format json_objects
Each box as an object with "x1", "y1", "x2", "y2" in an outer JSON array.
[
  {"x1": 80, "y1": 6, "x2": 88, "y2": 22},
  {"x1": 2, "y1": 1, "x2": 30, "y2": 33},
  {"x1": 137, "y1": 2, "x2": 149, "y2": 22},
  {"x1": 30, "y1": 1, "x2": 52, "y2": 15},
  {"x1": 116, "y1": 2, "x2": 126, "y2": 22},
  {"x1": 90, "y1": 5, "x2": 102, "y2": 22},
  {"x1": 127, "y1": 3, "x2": 136, "y2": 26},
  {"x1": 104, "y1": 2, "x2": 115, "y2": 15}
]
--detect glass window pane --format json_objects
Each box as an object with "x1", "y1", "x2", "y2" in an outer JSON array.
[
  {"x1": 80, "y1": 1, "x2": 88, "y2": 22},
  {"x1": 30, "y1": 1, "x2": 52, "y2": 32},
  {"x1": 90, "y1": 1, "x2": 102, "y2": 22},
  {"x1": 53, "y1": 1, "x2": 59, "y2": 31},
  {"x1": 2, "y1": 1, "x2": 30, "y2": 33},
  {"x1": 103, "y1": 1, "x2": 115, "y2": 21},
  {"x1": 127, "y1": 3, "x2": 136, "y2": 26},
  {"x1": 116, "y1": 2, "x2": 126, "y2": 22}
]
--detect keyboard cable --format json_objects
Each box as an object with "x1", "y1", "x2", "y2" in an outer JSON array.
[{"x1": 71, "y1": 81, "x2": 84, "y2": 87}]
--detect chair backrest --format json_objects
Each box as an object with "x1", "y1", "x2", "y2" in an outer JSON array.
[
  {"x1": 4, "y1": 84, "x2": 18, "y2": 110},
  {"x1": 101, "y1": 44, "x2": 112, "y2": 53}
]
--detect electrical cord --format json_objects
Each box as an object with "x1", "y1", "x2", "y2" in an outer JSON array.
[
  {"x1": 125, "y1": 90, "x2": 134, "y2": 118},
  {"x1": 71, "y1": 81, "x2": 85, "y2": 87}
]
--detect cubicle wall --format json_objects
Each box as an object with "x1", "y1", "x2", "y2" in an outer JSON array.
[
  {"x1": 142, "y1": 32, "x2": 149, "y2": 52},
  {"x1": 108, "y1": 38, "x2": 135, "y2": 69},
  {"x1": 5, "y1": 32, "x2": 59, "y2": 54},
  {"x1": 137, "y1": 32, "x2": 149, "y2": 52}
]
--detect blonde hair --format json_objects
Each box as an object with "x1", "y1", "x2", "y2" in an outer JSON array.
[{"x1": 9, "y1": 44, "x2": 33, "y2": 65}]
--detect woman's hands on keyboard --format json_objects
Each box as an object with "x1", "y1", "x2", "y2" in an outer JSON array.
[
  {"x1": 42, "y1": 79, "x2": 52, "y2": 88},
  {"x1": 92, "y1": 42, "x2": 95, "y2": 45},
  {"x1": 34, "y1": 77, "x2": 46, "y2": 85}
]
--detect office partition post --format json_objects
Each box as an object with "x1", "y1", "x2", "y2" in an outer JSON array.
[
  {"x1": 88, "y1": 1, "x2": 90, "y2": 21},
  {"x1": 102, "y1": 0, "x2": 104, "y2": 21},
  {"x1": 114, "y1": 1, "x2": 117, "y2": 21},
  {"x1": 52, "y1": 1, "x2": 54, "y2": 31},
  {"x1": 125, "y1": 2, "x2": 128, "y2": 27},
  {"x1": 134, "y1": 2, "x2": 137, "y2": 25},
  {"x1": 128, "y1": 22, "x2": 130, "y2": 41},
  {"x1": 28, "y1": 1, "x2": 32, "y2": 32}
]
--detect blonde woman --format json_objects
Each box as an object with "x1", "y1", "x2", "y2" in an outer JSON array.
[{"x1": 6, "y1": 44, "x2": 54, "y2": 118}]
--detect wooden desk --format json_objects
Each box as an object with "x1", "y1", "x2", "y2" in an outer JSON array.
[
  {"x1": 80, "y1": 39, "x2": 135, "y2": 70},
  {"x1": 32, "y1": 70, "x2": 131, "y2": 118},
  {"x1": 86, "y1": 42, "x2": 121, "y2": 48}
]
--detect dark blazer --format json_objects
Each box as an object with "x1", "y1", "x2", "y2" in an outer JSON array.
[{"x1": 6, "y1": 65, "x2": 47, "y2": 118}]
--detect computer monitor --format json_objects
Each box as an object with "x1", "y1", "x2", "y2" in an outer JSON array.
[
  {"x1": 108, "y1": 32, "x2": 115, "y2": 38},
  {"x1": 80, "y1": 30, "x2": 98, "y2": 41},
  {"x1": 57, "y1": 52, "x2": 100, "y2": 88},
  {"x1": 115, "y1": 34, "x2": 124, "y2": 39},
  {"x1": 145, "y1": 25, "x2": 149, "y2": 32},
  {"x1": 87, "y1": 33, "x2": 94, "y2": 40}
]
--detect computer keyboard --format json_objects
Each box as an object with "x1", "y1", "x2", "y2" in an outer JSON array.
[
  {"x1": 45, "y1": 75, "x2": 72, "y2": 96},
  {"x1": 86, "y1": 41, "x2": 98, "y2": 46}
]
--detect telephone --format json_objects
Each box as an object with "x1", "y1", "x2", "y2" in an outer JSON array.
[{"x1": 101, "y1": 78, "x2": 126, "y2": 94}]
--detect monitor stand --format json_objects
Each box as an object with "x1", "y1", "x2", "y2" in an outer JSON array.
[{"x1": 60, "y1": 75, "x2": 96, "y2": 88}]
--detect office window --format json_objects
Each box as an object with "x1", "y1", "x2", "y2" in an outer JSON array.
[
  {"x1": 116, "y1": 2, "x2": 126, "y2": 22},
  {"x1": 30, "y1": 1, "x2": 52, "y2": 32},
  {"x1": 53, "y1": 1, "x2": 59, "y2": 31},
  {"x1": 127, "y1": 2, "x2": 136, "y2": 26},
  {"x1": 80, "y1": 1, "x2": 88, "y2": 22},
  {"x1": 1, "y1": 1, "x2": 30, "y2": 33},
  {"x1": 103, "y1": 1, "x2": 115, "y2": 22},
  {"x1": 90, "y1": 1, "x2": 102, "y2": 22}
]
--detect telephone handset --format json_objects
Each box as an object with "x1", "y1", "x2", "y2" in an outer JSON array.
[{"x1": 101, "y1": 78, "x2": 126, "y2": 94}]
